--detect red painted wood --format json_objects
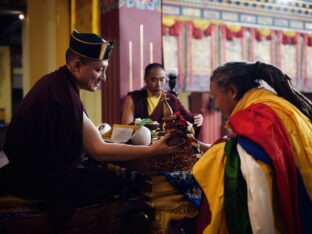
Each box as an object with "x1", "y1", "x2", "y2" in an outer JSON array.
[
  {"x1": 100, "y1": 6, "x2": 162, "y2": 125},
  {"x1": 189, "y1": 92, "x2": 222, "y2": 144}
]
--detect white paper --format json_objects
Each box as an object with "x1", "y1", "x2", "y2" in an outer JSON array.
[
  {"x1": 0, "y1": 150, "x2": 9, "y2": 168},
  {"x1": 110, "y1": 127, "x2": 134, "y2": 142}
]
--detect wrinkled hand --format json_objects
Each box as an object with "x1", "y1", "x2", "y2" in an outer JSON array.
[
  {"x1": 194, "y1": 114, "x2": 203, "y2": 127},
  {"x1": 151, "y1": 133, "x2": 187, "y2": 156},
  {"x1": 187, "y1": 134, "x2": 211, "y2": 152},
  {"x1": 226, "y1": 128, "x2": 237, "y2": 138},
  {"x1": 187, "y1": 133, "x2": 195, "y2": 141}
]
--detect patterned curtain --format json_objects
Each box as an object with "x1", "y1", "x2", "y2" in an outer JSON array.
[
  {"x1": 276, "y1": 30, "x2": 301, "y2": 90},
  {"x1": 303, "y1": 34, "x2": 312, "y2": 92},
  {"x1": 250, "y1": 28, "x2": 273, "y2": 64},
  {"x1": 220, "y1": 24, "x2": 246, "y2": 63},
  {"x1": 184, "y1": 22, "x2": 216, "y2": 92},
  {"x1": 162, "y1": 20, "x2": 184, "y2": 90}
]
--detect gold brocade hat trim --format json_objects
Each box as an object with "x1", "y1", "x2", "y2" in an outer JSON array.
[{"x1": 69, "y1": 29, "x2": 114, "y2": 60}]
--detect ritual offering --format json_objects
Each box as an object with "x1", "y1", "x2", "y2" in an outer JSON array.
[{"x1": 126, "y1": 92, "x2": 203, "y2": 173}]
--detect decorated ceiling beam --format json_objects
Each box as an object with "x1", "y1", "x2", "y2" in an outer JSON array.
[{"x1": 163, "y1": 0, "x2": 312, "y2": 32}]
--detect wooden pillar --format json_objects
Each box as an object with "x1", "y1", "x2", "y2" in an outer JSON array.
[
  {"x1": 0, "y1": 46, "x2": 11, "y2": 123},
  {"x1": 23, "y1": 0, "x2": 69, "y2": 94},
  {"x1": 100, "y1": 2, "x2": 162, "y2": 125}
]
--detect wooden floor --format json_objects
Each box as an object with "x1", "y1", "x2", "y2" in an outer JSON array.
[{"x1": 0, "y1": 196, "x2": 153, "y2": 234}]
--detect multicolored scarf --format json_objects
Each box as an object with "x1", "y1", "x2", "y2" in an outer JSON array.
[{"x1": 193, "y1": 88, "x2": 312, "y2": 234}]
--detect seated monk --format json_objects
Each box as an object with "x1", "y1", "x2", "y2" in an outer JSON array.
[{"x1": 121, "y1": 63, "x2": 203, "y2": 129}]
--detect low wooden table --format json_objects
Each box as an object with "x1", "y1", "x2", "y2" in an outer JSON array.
[{"x1": 142, "y1": 174, "x2": 198, "y2": 234}]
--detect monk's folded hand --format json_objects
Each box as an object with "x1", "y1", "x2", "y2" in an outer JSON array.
[
  {"x1": 225, "y1": 128, "x2": 237, "y2": 138},
  {"x1": 194, "y1": 114, "x2": 203, "y2": 127}
]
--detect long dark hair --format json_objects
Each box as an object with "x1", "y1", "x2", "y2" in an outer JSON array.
[{"x1": 210, "y1": 61, "x2": 312, "y2": 121}]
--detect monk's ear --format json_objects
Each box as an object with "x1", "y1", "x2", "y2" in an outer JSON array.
[
  {"x1": 69, "y1": 58, "x2": 82, "y2": 73},
  {"x1": 228, "y1": 84, "x2": 238, "y2": 100}
]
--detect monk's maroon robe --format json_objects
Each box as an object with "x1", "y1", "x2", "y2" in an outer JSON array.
[
  {"x1": 3, "y1": 66, "x2": 123, "y2": 201},
  {"x1": 129, "y1": 89, "x2": 195, "y2": 124}
]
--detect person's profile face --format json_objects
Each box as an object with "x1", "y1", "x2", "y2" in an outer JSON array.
[
  {"x1": 209, "y1": 79, "x2": 238, "y2": 118},
  {"x1": 77, "y1": 60, "x2": 108, "y2": 92},
  {"x1": 145, "y1": 67, "x2": 166, "y2": 96}
]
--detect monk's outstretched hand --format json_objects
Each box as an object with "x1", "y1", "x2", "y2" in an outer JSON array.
[{"x1": 150, "y1": 133, "x2": 187, "y2": 156}]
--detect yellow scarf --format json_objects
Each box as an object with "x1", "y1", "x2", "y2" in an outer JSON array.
[{"x1": 147, "y1": 90, "x2": 162, "y2": 115}]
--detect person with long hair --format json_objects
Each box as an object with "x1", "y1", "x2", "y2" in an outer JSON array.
[{"x1": 193, "y1": 61, "x2": 312, "y2": 234}]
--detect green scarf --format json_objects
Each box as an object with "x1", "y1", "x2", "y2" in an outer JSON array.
[{"x1": 224, "y1": 138, "x2": 252, "y2": 234}]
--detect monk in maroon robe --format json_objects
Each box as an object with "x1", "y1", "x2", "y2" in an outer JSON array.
[
  {"x1": 121, "y1": 63, "x2": 203, "y2": 127},
  {"x1": 1, "y1": 30, "x2": 184, "y2": 228}
]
